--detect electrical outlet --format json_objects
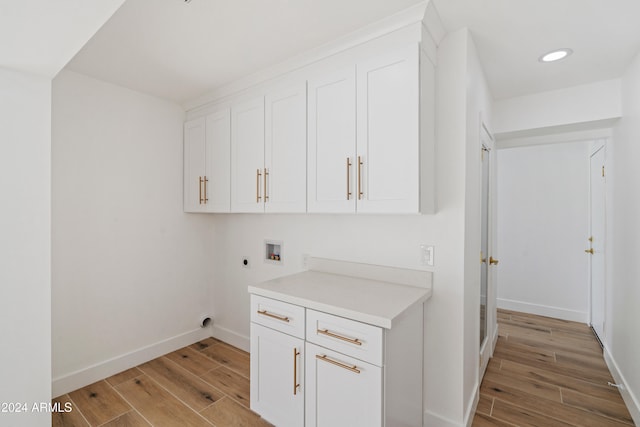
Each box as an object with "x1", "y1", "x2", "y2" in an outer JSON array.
[{"x1": 420, "y1": 245, "x2": 434, "y2": 266}]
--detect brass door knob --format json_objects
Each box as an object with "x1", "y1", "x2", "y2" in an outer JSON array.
[
  {"x1": 489, "y1": 256, "x2": 499, "y2": 265},
  {"x1": 585, "y1": 248, "x2": 594, "y2": 254}
]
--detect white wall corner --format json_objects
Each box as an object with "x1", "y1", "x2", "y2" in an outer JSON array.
[
  {"x1": 604, "y1": 345, "x2": 640, "y2": 426},
  {"x1": 423, "y1": 0, "x2": 447, "y2": 46},
  {"x1": 424, "y1": 409, "x2": 464, "y2": 427},
  {"x1": 464, "y1": 384, "x2": 480, "y2": 427},
  {"x1": 212, "y1": 324, "x2": 250, "y2": 353}
]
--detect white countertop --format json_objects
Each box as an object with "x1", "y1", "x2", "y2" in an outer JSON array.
[{"x1": 248, "y1": 259, "x2": 432, "y2": 329}]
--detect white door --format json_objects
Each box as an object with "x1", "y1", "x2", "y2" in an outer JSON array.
[
  {"x1": 183, "y1": 117, "x2": 207, "y2": 212},
  {"x1": 250, "y1": 324, "x2": 304, "y2": 427},
  {"x1": 231, "y1": 97, "x2": 265, "y2": 213},
  {"x1": 307, "y1": 67, "x2": 356, "y2": 213},
  {"x1": 265, "y1": 83, "x2": 307, "y2": 213},
  {"x1": 204, "y1": 109, "x2": 231, "y2": 212},
  {"x1": 589, "y1": 146, "x2": 606, "y2": 341},
  {"x1": 356, "y1": 44, "x2": 419, "y2": 213},
  {"x1": 305, "y1": 342, "x2": 382, "y2": 427}
]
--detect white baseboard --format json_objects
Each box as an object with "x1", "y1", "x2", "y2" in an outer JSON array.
[
  {"x1": 497, "y1": 298, "x2": 588, "y2": 323},
  {"x1": 423, "y1": 409, "x2": 462, "y2": 427},
  {"x1": 212, "y1": 324, "x2": 250, "y2": 353},
  {"x1": 603, "y1": 344, "x2": 640, "y2": 425},
  {"x1": 52, "y1": 327, "x2": 211, "y2": 398},
  {"x1": 464, "y1": 385, "x2": 480, "y2": 427}
]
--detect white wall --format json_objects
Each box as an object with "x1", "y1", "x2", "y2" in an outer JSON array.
[
  {"x1": 51, "y1": 71, "x2": 214, "y2": 395},
  {"x1": 609, "y1": 50, "x2": 640, "y2": 424},
  {"x1": 496, "y1": 142, "x2": 590, "y2": 321},
  {"x1": 493, "y1": 79, "x2": 621, "y2": 135},
  {"x1": 0, "y1": 67, "x2": 52, "y2": 427}
]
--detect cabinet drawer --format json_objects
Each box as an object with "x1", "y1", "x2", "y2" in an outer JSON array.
[
  {"x1": 306, "y1": 309, "x2": 383, "y2": 366},
  {"x1": 251, "y1": 295, "x2": 305, "y2": 339}
]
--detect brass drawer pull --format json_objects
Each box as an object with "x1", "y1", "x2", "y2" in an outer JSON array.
[
  {"x1": 317, "y1": 328, "x2": 362, "y2": 346},
  {"x1": 293, "y1": 348, "x2": 300, "y2": 395},
  {"x1": 257, "y1": 310, "x2": 290, "y2": 323},
  {"x1": 203, "y1": 176, "x2": 209, "y2": 204},
  {"x1": 316, "y1": 354, "x2": 360, "y2": 374},
  {"x1": 357, "y1": 155, "x2": 363, "y2": 200},
  {"x1": 256, "y1": 169, "x2": 262, "y2": 203},
  {"x1": 346, "y1": 157, "x2": 352, "y2": 200}
]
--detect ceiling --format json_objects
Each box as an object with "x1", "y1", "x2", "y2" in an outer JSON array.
[
  {"x1": 433, "y1": 0, "x2": 640, "y2": 100},
  {"x1": 0, "y1": 0, "x2": 125, "y2": 78},
  {"x1": 65, "y1": 0, "x2": 423, "y2": 104},
  {"x1": 63, "y1": 0, "x2": 640, "y2": 104}
]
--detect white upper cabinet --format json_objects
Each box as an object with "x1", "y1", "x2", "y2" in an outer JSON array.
[
  {"x1": 356, "y1": 44, "x2": 420, "y2": 213},
  {"x1": 205, "y1": 109, "x2": 231, "y2": 212},
  {"x1": 183, "y1": 110, "x2": 231, "y2": 213},
  {"x1": 231, "y1": 97, "x2": 265, "y2": 213},
  {"x1": 230, "y1": 84, "x2": 308, "y2": 214},
  {"x1": 265, "y1": 83, "x2": 307, "y2": 213},
  {"x1": 186, "y1": 36, "x2": 436, "y2": 215},
  {"x1": 184, "y1": 117, "x2": 207, "y2": 212},
  {"x1": 308, "y1": 44, "x2": 429, "y2": 214},
  {"x1": 307, "y1": 67, "x2": 357, "y2": 213}
]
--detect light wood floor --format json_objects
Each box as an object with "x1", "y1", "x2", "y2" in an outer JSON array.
[
  {"x1": 473, "y1": 309, "x2": 635, "y2": 426},
  {"x1": 54, "y1": 310, "x2": 635, "y2": 427},
  {"x1": 52, "y1": 338, "x2": 272, "y2": 427}
]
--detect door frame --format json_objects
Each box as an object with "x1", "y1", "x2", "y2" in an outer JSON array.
[
  {"x1": 479, "y1": 118, "x2": 497, "y2": 379},
  {"x1": 588, "y1": 141, "x2": 607, "y2": 344}
]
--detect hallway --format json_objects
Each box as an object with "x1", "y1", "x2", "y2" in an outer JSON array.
[{"x1": 473, "y1": 309, "x2": 634, "y2": 426}]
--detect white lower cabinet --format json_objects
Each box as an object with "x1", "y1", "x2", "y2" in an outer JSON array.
[
  {"x1": 305, "y1": 342, "x2": 382, "y2": 427},
  {"x1": 250, "y1": 293, "x2": 423, "y2": 427},
  {"x1": 250, "y1": 323, "x2": 304, "y2": 427}
]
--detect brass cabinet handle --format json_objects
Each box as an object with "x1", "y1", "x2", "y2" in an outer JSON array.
[
  {"x1": 264, "y1": 168, "x2": 269, "y2": 202},
  {"x1": 357, "y1": 156, "x2": 363, "y2": 200},
  {"x1": 317, "y1": 328, "x2": 362, "y2": 346},
  {"x1": 346, "y1": 158, "x2": 352, "y2": 200},
  {"x1": 203, "y1": 176, "x2": 209, "y2": 204},
  {"x1": 293, "y1": 348, "x2": 300, "y2": 395},
  {"x1": 316, "y1": 354, "x2": 360, "y2": 374},
  {"x1": 256, "y1": 169, "x2": 262, "y2": 203},
  {"x1": 257, "y1": 309, "x2": 289, "y2": 323},
  {"x1": 585, "y1": 248, "x2": 595, "y2": 254},
  {"x1": 199, "y1": 176, "x2": 204, "y2": 204},
  {"x1": 489, "y1": 256, "x2": 499, "y2": 266}
]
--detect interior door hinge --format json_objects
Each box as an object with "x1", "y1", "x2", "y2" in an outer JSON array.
[{"x1": 602, "y1": 166, "x2": 605, "y2": 177}]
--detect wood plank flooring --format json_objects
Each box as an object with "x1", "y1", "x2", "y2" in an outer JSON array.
[
  {"x1": 54, "y1": 310, "x2": 635, "y2": 426},
  {"x1": 53, "y1": 338, "x2": 272, "y2": 427},
  {"x1": 473, "y1": 309, "x2": 635, "y2": 427}
]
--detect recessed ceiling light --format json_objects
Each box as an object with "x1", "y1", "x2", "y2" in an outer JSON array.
[{"x1": 539, "y1": 48, "x2": 573, "y2": 63}]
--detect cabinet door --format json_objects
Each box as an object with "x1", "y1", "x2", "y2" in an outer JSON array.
[
  {"x1": 265, "y1": 83, "x2": 307, "y2": 213},
  {"x1": 231, "y1": 97, "x2": 265, "y2": 213},
  {"x1": 307, "y1": 67, "x2": 356, "y2": 213},
  {"x1": 305, "y1": 342, "x2": 382, "y2": 427},
  {"x1": 183, "y1": 117, "x2": 207, "y2": 212},
  {"x1": 356, "y1": 44, "x2": 420, "y2": 213},
  {"x1": 204, "y1": 109, "x2": 231, "y2": 212},
  {"x1": 251, "y1": 323, "x2": 304, "y2": 427}
]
